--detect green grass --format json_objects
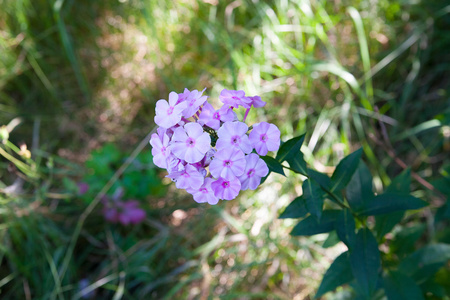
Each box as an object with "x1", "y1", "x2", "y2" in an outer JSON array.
[{"x1": 0, "y1": 0, "x2": 449, "y2": 298}]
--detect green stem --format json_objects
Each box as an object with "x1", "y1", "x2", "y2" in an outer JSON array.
[{"x1": 280, "y1": 163, "x2": 366, "y2": 225}]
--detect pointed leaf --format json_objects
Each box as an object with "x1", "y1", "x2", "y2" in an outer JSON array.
[
  {"x1": 279, "y1": 196, "x2": 308, "y2": 219},
  {"x1": 303, "y1": 179, "x2": 325, "y2": 221},
  {"x1": 374, "y1": 212, "x2": 404, "y2": 239},
  {"x1": 345, "y1": 161, "x2": 374, "y2": 212},
  {"x1": 386, "y1": 168, "x2": 411, "y2": 194},
  {"x1": 399, "y1": 244, "x2": 450, "y2": 283},
  {"x1": 349, "y1": 228, "x2": 381, "y2": 298},
  {"x1": 286, "y1": 153, "x2": 307, "y2": 175},
  {"x1": 307, "y1": 168, "x2": 332, "y2": 189},
  {"x1": 276, "y1": 134, "x2": 306, "y2": 162},
  {"x1": 330, "y1": 148, "x2": 363, "y2": 192},
  {"x1": 335, "y1": 209, "x2": 356, "y2": 250},
  {"x1": 383, "y1": 271, "x2": 425, "y2": 300},
  {"x1": 359, "y1": 194, "x2": 427, "y2": 216},
  {"x1": 315, "y1": 251, "x2": 353, "y2": 298},
  {"x1": 322, "y1": 231, "x2": 340, "y2": 248},
  {"x1": 261, "y1": 156, "x2": 285, "y2": 176},
  {"x1": 291, "y1": 210, "x2": 340, "y2": 236},
  {"x1": 390, "y1": 224, "x2": 426, "y2": 257}
]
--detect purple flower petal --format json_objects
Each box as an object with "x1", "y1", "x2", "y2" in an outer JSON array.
[
  {"x1": 211, "y1": 177, "x2": 241, "y2": 200},
  {"x1": 187, "y1": 178, "x2": 219, "y2": 205},
  {"x1": 209, "y1": 148, "x2": 246, "y2": 180},
  {"x1": 238, "y1": 153, "x2": 269, "y2": 190},
  {"x1": 249, "y1": 122, "x2": 280, "y2": 156}
]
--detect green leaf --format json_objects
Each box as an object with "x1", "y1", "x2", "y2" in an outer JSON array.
[
  {"x1": 261, "y1": 156, "x2": 285, "y2": 176},
  {"x1": 349, "y1": 228, "x2": 381, "y2": 298},
  {"x1": 420, "y1": 278, "x2": 447, "y2": 298},
  {"x1": 335, "y1": 209, "x2": 356, "y2": 250},
  {"x1": 291, "y1": 210, "x2": 340, "y2": 236},
  {"x1": 386, "y1": 168, "x2": 411, "y2": 194},
  {"x1": 431, "y1": 176, "x2": 450, "y2": 196},
  {"x1": 345, "y1": 161, "x2": 374, "y2": 212},
  {"x1": 399, "y1": 244, "x2": 450, "y2": 283},
  {"x1": 307, "y1": 168, "x2": 332, "y2": 189},
  {"x1": 286, "y1": 153, "x2": 307, "y2": 175},
  {"x1": 383, "y1": 271, "x2": 425, "y2": 300},
  {"x1": 315, "y1": 251, "x2": 353, "y2": 298},
  {"x1": 374, "y1": 212, "x2": 404, "y2": 239},
  {"x1": 390, "y1": 224, "x2": 426, "y2": 257},
  {"x1": 276, "y1": 134, "x2": 306, "y2": 162},
  {"x1": 322, "y1": 231, "x2": 340, "y2": 248},
  {"x1": 330, "y1": 148, "x2": 363, "y2": 192},
  {"x1": 303, "y1": 179, "x2": 325, "y2": 221},
  {"x1": 279, "y1": 196, "x2": 308, "y2": 219},
  {"x1": 359, "y1": 194, "x2": 427, "y2": 216}
]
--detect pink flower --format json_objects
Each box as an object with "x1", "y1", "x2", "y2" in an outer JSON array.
[
  {"x1": 209, "y1": 148, "x2": 246, "y2": 180},
  {"x1": 249, "y1": 122, "x2": 280, "y2": 156},
  {"x1": 211, "y1": 177, "x2": 241, "y2": 200},
  {"x1": 168, "y1": 164, "x2": 204, "y2": 190},
  {"x1": 178, "y1": 88, "x2": 208, "y2": 118},
  {"x1": 247, "y1": 95, "x2": 266, "y2": 108},
  {"x1": 198, "y1": 103, "x2": 236, "y2": 130},
  {"x1": 216, "y1": 121, "x2": 252, "y2": 154},
  {"x1": 154, "y1": 92, "x2": 188, "y2": 128},
  {"x1": 238, "y1": 153, "x2": 269, "y2": 190},
  {"x1": 170, "y1": 123, "x2": 211, "y2": 164},
  {"x1": 150, "y1": 128, "x2": 171, "y2": 169},
  {"x1": 77, "y1": 182, "x2": 89, "y2": 195},
  {"x1": 102, "y1": 199, "x2": 146, "y2": 225},
  {"x1": 186, "y1": 178, "x2": 219, "y2": 205},
  {"x1": 219, "y1": 89, "x2": 252, "y2": 109},
  {"x1": 118, "y1": 201, "x2": 146, "y2": 225}
]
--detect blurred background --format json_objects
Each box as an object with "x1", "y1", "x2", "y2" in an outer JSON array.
[{"x1": 0, "y1": 0, "x2": 449, "y2": 299}]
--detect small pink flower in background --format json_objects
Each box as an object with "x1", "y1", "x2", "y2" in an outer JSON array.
[
  {"x1": 219, "y1": 89, "x2": 252, "y2": 109},
  {"x1": 102, "y1": 195, "x2": 146, "y2": 226},
  {"x1": 239, "y1": 153, "x2": 269, "y2": 190},
  {"x1": 150, "y1": 128, "x2": 171, "y2": 169},
  {"x1": 216, "y1": 121, "x2": 253, "y2": 154},
  {"x1": 187, "y1": 178, "x2": 219, "y2": 205},
  {"x1": 170, "y1": 123, "x2": 211, "y2": 164},
  {"x1": 249, "y1": 122, "x2": 280, "y2": 156},
  {"x1": 117, "y1": 201, "x2": 146, "y2": 225},
  {"x1": 154, "y1": 92, "x2": 188, "y2": 128},
  {"x1": 211, "y1": 177, "x2": 241, "y2": 200},
  {"x1": 77, "y1": 182, "x2": 89, "y2": 195},
  {"x1": 209, "y1": 148, "x2": 246, "y2": 180}
]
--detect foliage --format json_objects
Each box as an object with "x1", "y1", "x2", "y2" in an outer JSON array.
[
  {"x1": 0, "y1": 0, "x2": 449, "y2": 298},
  {"x1": 274, "y1": 135, "x2": 449, "y2": 299},
  {"x1": 83, "y1": 143, "x2": 166, "y2": 201}
]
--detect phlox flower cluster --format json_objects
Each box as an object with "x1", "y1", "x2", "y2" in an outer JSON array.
[{"x1": 150, "y1": 88, "x2": 280, "y2": 205}]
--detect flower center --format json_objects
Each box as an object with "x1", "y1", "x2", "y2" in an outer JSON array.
[
  {"x1": 186, "y1": 137, "x2": 196, "y2": 148},
  {"x1": 167, "y1": 106, "x2": 174, "y2": 115},
  {"x1": 213, "y1": 112, "x2": 220, "y2": 120},
  {"x1": 231, "y1": 135, "x2": 240, "y2": 145},
  {"x1": 200, "y1": 187, "x2": 208, "y2": 193},
  {"x1": 247, "y1": 169, "x2": 255, "y2": 177},
  {"x1": 161, "y1": 146, "x2": 168, "y2": 155},
  {"x1": 223, "y1": 160, "x2": 232, "y2": 167},
  {"x1": 221, "y1": 181, "x2": 230, "y2": 188},
  {"x1": 260, "y1": 133, "x2": 268, "y2": 142}
]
